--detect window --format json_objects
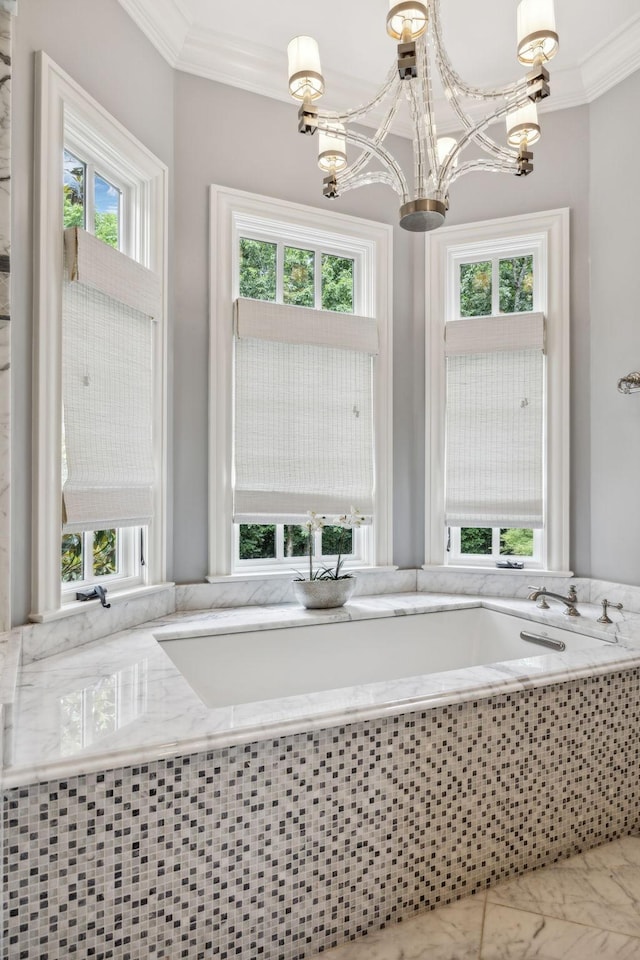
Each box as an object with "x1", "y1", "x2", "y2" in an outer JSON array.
[
  {"x1": 210, "y1": 187, "x2": 392, "y2": 578},
  {"x1": 233, "y1": 233, "x2": 366, "y2": 571},
  {"x1": 63, "y1": 148, "x2": 122, "y2": 248},
  {"x1": 425, "y1": 210, "x2": 570, "y2": 573},
  {"x1": 60, "y1": 139, "x2": 135, "y2": 597},
  {"x1": 32, "y1": 53, "x2": 168, "y2": 620}
]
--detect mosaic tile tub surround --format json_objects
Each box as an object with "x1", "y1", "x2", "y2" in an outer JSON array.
[{"x1": 5, "y1": 669, "x2": 640, "y2": 960}]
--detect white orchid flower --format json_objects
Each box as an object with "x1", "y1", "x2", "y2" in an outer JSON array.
[
  {"x1": 305, "y1": 510, "x2": 326, "y2": 532},
  {"x1": 335, "y1": 506, "x2": 366, "y2": 529}
]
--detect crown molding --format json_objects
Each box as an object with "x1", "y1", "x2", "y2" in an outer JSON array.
[
  {"x1": 118, "y1": 1, "x2": 640, "y2": 132},
  {"x1": 581, "y1": 13, "x2": 640, "y2": 103},
  {"x1": 116, "y1": 0, "x2": 192, "y2": 66},
  {"x1": 176, "y1": 25, "x2": 591, "y2": 138}
]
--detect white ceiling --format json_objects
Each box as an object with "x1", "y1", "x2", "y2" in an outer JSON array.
[{"x1": 118, "y1": 0, "x2": 640, "y2": 134}]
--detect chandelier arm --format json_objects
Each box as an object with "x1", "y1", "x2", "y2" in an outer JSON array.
[
  {"x1": 439, "y1": 94, "x2": 519, "y2": 179},
  {"x1": 430, "y1": 0, "x2": 531, "y2": 103},
  {"x1": 417, "y1": 36, "x2": 439, "y2": 179},
  {"x1": 318, "y1": 92, "x2": 403, "y2": 184},
  {"x1": 447, "y1": 158, "x2": 518, "y2": 186},
  {"x1": 340, "y1": 129, "x2": 410, "y2": 201},
  {"x1": 317, "y1": 64, "x2": 401, "y2": 125},
  {"x1": 338, "y1": 171, "x2": 401, "y2": 194},
  {"x1": 412, "y1": 36, "x2": 438, "y2": 192},
  {"x1": 437, "y1": 105, "x2": 518, "y2": 192},
  {"x1": 407, "y1": 81, "x2": 428, "y2": 199}
]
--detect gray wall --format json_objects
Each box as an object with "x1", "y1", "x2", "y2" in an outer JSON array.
[
  {"x1": 11, "y1": 0, "x2": 175, "y2": 624},
  {"x1": 14, "y1": 0, "x2": 640, "y2": 621},
  {"x1": 589, "y1": 70, "x2": 640, "y2": 585}
]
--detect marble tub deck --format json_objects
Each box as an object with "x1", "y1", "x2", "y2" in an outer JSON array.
[
  {"x1": 5, "y1": 591, "x2": 640, "y2": 787},
  {"x1": 313, "y1": 836, "x2": 640, "y2": 960}
]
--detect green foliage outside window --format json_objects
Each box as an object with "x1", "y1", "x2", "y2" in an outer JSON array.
[
  {"x1": 61, "y1": 529, "x2": 118, "y2": 582},
  {"x1": 61, "y1": 533, "x2": 83, "y2": 582},
  {"x1": 459, "y1": 527, "x2": 533, "y2": 557},
  {"x1": 238, "y1": 523, "x2": 355, "y2": 561},
  {"x1": 239, "y1": 239, "x2": 355, "y2": 314},
  {"x1": 284, "y1": 525, "x2": 308, "y2": 557},
  {"x1": 92, "y1": 529, "x2": 118, "y2": 575},
  {"x1": 63, "y1": 154, "x2": 119, "y2": 249},
  {"x1": 63, "y1": 154, "x2": 86, "y2": 231},
  {"x1": 239, "y1": 524, "x2": 276, "y2": 559},
  {"x1": 94, "y1": 212, "x2": 119, "y2": 249},
  {"x1": 239, "y1": 238, "x2": 277, "y2": 301},
  {"x1": 499, "y1": 256, "x2": 533, "y2": 313},
  {"x1": 460, "y1": 527, "x2": 492, "y2": 554},
  {"x1": 460, "y1": 261, "x2": 492, "y2": 317},
  {"x1": 322, "y1": 525, "x2": 352, "y2": 555},
  {"x1": 283, "y1": 246, "x2": 314, "y2": 307},
  {"x1": 499, "y1": 528, "x2": 533, "y2": 556},
  {"x1": 459, "y1": 255, "x2": 534, "y2": 317},
  {"x1": 321, "y1": 255, "x2": 354, "y2": 313}
]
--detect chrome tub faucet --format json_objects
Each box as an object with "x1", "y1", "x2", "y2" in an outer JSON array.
[{"x1": 528, "y1": 584, "x2": 580, "y2": 617}]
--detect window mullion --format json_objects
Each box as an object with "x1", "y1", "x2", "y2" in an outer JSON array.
[
  {"x1": 275, "y1": 524, "x2": 285, "y2": 561},
  {"x1": 314, "y1": 247, "x2": 322, "y2": 308},
  {"x1": 276, "y1": 241, "x2": 284, "y2": 303},
  {"x1": 491, "y1": 527, "x2": 501, "y2": 558},
  {"x1": 82, "y1": 530, "x2": 92, "y2": 581},
  {"x1": 85, "y1": 163, "x2": 96, "y2": 235},
  {"x1": 492, "y1": 256, "x2": 500, "y2": 315}
]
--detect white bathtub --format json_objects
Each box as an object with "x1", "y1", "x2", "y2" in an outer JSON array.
[{"x1": 159, "y1": 608, "x2": 605, "y2": 711}]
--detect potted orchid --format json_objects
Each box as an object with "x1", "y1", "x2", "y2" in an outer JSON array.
[{"x1": 292, "y1": 508, "x2": 365, "y2": 609}]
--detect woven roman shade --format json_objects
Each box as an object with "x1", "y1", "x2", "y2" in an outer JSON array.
[
  {"x1": 444, "y1": 313, "x2": 545, "y2": 528},
  {"x1": 61, "y1": 228, "x2": 160, "y2": 532},
  {"x1": 233, "y1": 298, "x2": 376, "y2": 521}
]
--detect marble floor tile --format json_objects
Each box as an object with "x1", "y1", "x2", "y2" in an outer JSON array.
[
  {"x1": 545, "y1": 837, "x2": 640, "y2": 872},
  {"x1": 312, "y1": 895, "x2": 485, "y2": 960},
  {"x1": 487, "y1": 838, "x2": 640, "y2": 939},
  {"x1": 481, "y1": 903, "x2": 640, "y2": 960}
]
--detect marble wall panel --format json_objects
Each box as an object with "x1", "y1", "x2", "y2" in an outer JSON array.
[
  {"x1": 0, "y1": 10, "x2": 10, "y2": 634},
  {"x1": 182, "y1": 569, "x2": 418, "y2": 611}
]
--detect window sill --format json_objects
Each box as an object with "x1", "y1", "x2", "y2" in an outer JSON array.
[
  {"x1": 207, "y1": 565, "x2": 399, "y2": 584},
  {"x1": 29, "y1": 582, "x2": 175, "y2": 624},
  {"x1": 422, "y1": 565, "x2": 575, "y2": 577}
]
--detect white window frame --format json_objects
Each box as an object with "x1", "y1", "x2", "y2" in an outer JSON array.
[
  {"x1": 209, "y1": 186, "x2": 393, "y2": 579},
  {"x1": 60, "y1": 133, "x2": 138, "y2": 600},
  {"x1": 32, "y1": 53, "x2": 168, "y2": 620},
  {"x1": 448, "y1": 527, "x2": 543, "y2": 566},
  {"x1": 425, "y1": 209, "x2": 570, "y2": 574},
  {"x1": 233, "y1": 524, "x2": 365, "y2": 574},
  {"x1": 63, "y1": 143, "x2": 126, "y2": 252},
  {"x1": 60, "y1": 528, "x2": 141, "y2": 592}
]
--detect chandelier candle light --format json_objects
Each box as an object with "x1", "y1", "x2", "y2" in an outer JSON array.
[{"x1": 287, "y1": 0, "x2": 559, "y2": 231}]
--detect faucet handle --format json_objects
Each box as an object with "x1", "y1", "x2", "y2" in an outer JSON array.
[
  {"x1": 527, "y1": 586, "x2": 549, "y2": 609},
  {"x1": 597, "y1": 598, "x2": 623, "y2": 624},
  {"x1": 567, "y1": 584, "x2": 578, "y2": 603}
]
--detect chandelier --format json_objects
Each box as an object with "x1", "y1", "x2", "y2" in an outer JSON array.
[{"x1": 286, "y1": 0, "x2": 559, "y2": 231}]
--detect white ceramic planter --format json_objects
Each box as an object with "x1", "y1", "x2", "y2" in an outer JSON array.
[{"x1": 292, "y1": 577, "x2": 357, "y2": 609}]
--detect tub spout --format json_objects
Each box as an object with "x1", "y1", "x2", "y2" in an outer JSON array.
[{"x1": 527, "y1": 585, "x2": 580, "y2": 617}]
